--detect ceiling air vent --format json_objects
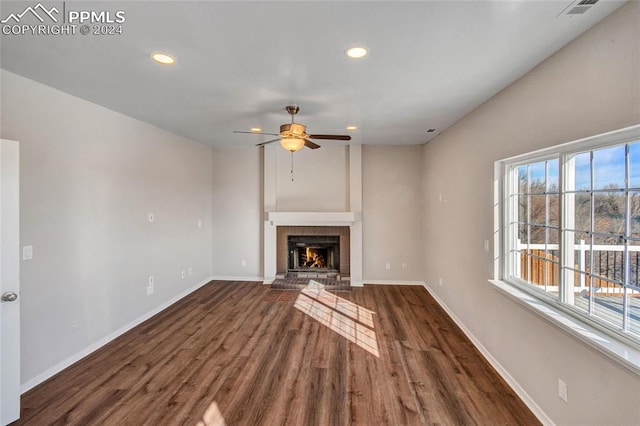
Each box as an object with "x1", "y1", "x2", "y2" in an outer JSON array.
[{"x1": 566, "y1": 0, "x2": 598, "y2": 15}]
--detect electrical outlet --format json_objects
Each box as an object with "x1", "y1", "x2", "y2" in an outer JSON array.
[
  {"x1": 147, "y1": 284, "x2": 154, "y2": 295},
  {"x1": 439, "y1": 277, "x2": 444, "y2": 287},
  {"x1": 241, "y1": 259, "x2": 247, "y2": 267},
  {"x1": 438, "y1": 193, "x2": 443, "y2": 202},
  {"x1": 484, "y1": 239, "x2": 490, "y2": 252},
  {"x1": 188, "y1": 267, "x2": 192, "y2": 275},
  {"x1": 402, "y1": 263, "x2": 408, "y2": 270},
  {"x1": 181, "y1": 270, "x2": 186, "y2": 279},
  {"x1": 148, "y1": 213, "x2": 154, "y2": 223},
  {"x1": 197, "y1": 220, "x2": 202, "y2": 228},
  {"x1": 558, "y1": 379, "x2": 568, "y2": 403},
  {"x1": 70, "y1": 323, "x2": 79, "y2": 334},
  {"x1": 385, "y1": 262, "x2": 391, "y2": 270}
]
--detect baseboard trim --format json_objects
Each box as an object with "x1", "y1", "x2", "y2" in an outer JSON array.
[
  {"x1": 364, "y1": 280, "x2": 426, "y2": 286},
  {"x1": 421, "y1": 283, "x2": 554, "y2": 426},
  {"x1": 211, "y1": 276, "x2": 264, "y2": 282},
  {"x1": 21, "y1": 276, "x2": 215, "y2": 394}
]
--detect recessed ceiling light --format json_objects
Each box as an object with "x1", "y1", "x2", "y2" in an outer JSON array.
[
  {"x1": 250, "y1": 127, "x2": 262, "y2": 132},
  {"x1": 346, "y1": 126, "x2": 358, "y2": 131},
  {"x1": 152, "y1": 52, "x2": 175, "y2": 65},
  {"x1": 345, "y1": 46, "x2": 368, "y2": 59}
]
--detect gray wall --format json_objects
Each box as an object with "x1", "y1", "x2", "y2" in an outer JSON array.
[
  {"x1": 363, "y1": 145, "x2": 425, "y2": 282},
  {"x1": 211, "y1": 147, "x2": 262, "y2": 279},
  {"x1": 1, "y1": 70, "x2": 213, "y2": 386},
  {"x1": 422, "y1": 3, "x2": 640, "y2": 424}
]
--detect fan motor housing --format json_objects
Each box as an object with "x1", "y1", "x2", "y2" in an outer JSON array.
[{"x1": 280, "y1": 123, "x2": 307, "y2": 137}]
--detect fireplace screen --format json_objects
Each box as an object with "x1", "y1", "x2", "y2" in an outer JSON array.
[{"x1": 288, "y1": 235, "x2": 339, "y2": 271}]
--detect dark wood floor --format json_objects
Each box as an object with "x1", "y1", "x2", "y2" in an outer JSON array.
[{"x1": 14, "y1": 281, "x2": 540, "y2": 425}]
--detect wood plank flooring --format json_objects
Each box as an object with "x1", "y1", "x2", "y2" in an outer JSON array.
[{"x1": 13, "y1": 281, "x2": 540, "y2": 425}]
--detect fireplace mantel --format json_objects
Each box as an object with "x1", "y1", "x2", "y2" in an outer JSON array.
[
  {"x1": 262, "y1": 144, "x2": 363, "y2": 286},
  {"x1": 266, "y1": 212, "x2": 359, "y2": 226}
]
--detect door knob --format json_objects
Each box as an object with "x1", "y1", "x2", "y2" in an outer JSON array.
[{"x1": 1, "y1": 291, "x2": 18, "y2": 302}]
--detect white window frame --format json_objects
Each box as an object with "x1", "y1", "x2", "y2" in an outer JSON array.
[{"x1": 494, "y1": 125, "x2": 640, "y2": 355}]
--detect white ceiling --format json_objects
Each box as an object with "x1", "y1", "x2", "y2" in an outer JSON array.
[{"x1": 0, "y1": 0, "x2": 626, "y2": 147}]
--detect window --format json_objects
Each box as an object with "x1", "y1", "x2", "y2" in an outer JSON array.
[{"x1": 499, "y1": 126, "x2": 640, "y2": 344}]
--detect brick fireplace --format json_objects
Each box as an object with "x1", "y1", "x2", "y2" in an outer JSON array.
[{"x1": 276, "y1": 226, "x2": 350, "y2": 277}]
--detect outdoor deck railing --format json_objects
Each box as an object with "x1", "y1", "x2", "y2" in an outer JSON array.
[{"x1": 517, "y1": 239, "x2": 640, "y2": 295}]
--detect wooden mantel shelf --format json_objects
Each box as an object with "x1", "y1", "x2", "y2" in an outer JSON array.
[{"x1": 266, "y1": 212, "x2": 360, "y2": 226}]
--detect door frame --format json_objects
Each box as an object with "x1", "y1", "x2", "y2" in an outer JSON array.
[{"x1": 1, "y1": 138, "x2": 20, "y2": 425}]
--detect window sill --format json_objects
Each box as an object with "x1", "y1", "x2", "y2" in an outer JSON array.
[{"x1": 489, "y1": 279, "x2": 640, "y2": 376}]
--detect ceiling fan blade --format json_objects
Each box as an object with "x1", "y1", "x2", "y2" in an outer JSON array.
[
  {"x1": 304, "y1": 139, "x2": 321, "y2": 150},
  {"x1": 255, "y1": 138, "x2": 281, "y2": 147},
  {"x1": 233, "y1": 131, "x2": 280, "y2": 136},
  {"x1": 307, "y1": 134, "x2": 352, "y2": 141}
]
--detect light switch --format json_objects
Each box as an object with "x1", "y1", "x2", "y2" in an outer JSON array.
[{"x1": 22, "y1": 245, "x2": 33, "y2": 260}]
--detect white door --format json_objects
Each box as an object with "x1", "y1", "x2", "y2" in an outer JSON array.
[{"x1": 0, "y1": 139, "x2": 20, "y2": 425}]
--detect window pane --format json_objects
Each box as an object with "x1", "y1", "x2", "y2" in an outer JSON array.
[
  {"x1": 630, "y1": 288, "x2": 640, "y2": 338},
  {"x1": 593, "y1": 192, "x2": 625, "y2": 235},
  {"x1": 574, "y1": 152, "x2": 591, "y2": 191},
  {"x1": 529, "y1": 195, "x2": 546, "y2": 225},
  {"x1": 529, "y1": 161, "x2": 546, "y2": 193},
  {"x1": 593, "y1": 145, "x2": 625, "y2": 190},
  {"x1": 518, "y1": 165, "x2": 528, "y2": 194},
  {"x1": 529, "y1": 225, "x2": 546, "y2": 244},
  {"x1": 631, "y1": 192, "x2": 640, "y2": 238},
  {"x1": 628, "y1": 239, "x2": 640, "y2": 289},
  {"x1": 628, "y1": 142, "x2": 640, "y2": 189},
  {"x1": 548, "y1": 194, "x2": 559, "y2": 227},
  {"x1": 564, "y1": 230, "x2": 589, "y2": 269},
  {"x1": 591, "y1": 234, "x2": 625, "y2": 284},
  {"x1": 518, "y1": 195, "x2": 528, "y2": 224},
  {"x1": 570, "y1": 272, "x2": 590, "y2": 313},
  {"x1": 547, "y1": 160, "x2": 559, "y2": 193},
  {"x1": 592, "y1": 280, "x2": 624, "y2": 330},
  {"x1": 518, "y1": 223, "x2": 529, "y2": 245},
  {"x1": 570, "y1": 192, "x2": 591, "y2": 232}
]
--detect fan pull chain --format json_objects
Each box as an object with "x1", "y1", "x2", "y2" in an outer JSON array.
[{"x1": 290, "y1": 151, "x2": 295, "y2": 181}]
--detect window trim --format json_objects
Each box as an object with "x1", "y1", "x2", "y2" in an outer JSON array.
[{"x1": 494, "y1": 124, "x2": 640, "y2": 354}]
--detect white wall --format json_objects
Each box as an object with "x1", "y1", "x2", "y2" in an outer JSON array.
[
  {"x1": 0, "y1": 70, "x2": 213, "y2": 387},
  {"x1": 276, "y1": 145, "x2": 349, "y2": 212},
  {"x1": 422, "y1": 3, "x2": 640, "y2": 424},
  {"x1": 363, "y1": 145, "x2": 424, "y2": 282},
  {"x1": 212, "y1": 147, "x2": 262, "y2": 279}
]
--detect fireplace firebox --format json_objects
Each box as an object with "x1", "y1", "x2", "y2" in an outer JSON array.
[{"x1": 288, "y1": 235, "x2": 339, "y2": 271}]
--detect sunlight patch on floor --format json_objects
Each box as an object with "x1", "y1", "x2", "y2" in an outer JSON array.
[
  {"x1": 196, "y1": 401, "x2": 226, "y2": 426},
  {"x1": 294, "y1": 280, "x2": 379, "y2": 357}
]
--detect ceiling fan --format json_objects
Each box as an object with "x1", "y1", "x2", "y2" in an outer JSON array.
[{"x1": 233, "y1": 105, "x2": 351, "y2": 152}]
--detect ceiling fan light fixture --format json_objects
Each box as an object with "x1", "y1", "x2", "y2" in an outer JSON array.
[
  {"x1": 280, "y1": 137, "x2": 305, "y2": 152},
  {"x1": 345, "y1": 46, "x2": 368, "y2": 59},
  {"x1": 346, "y1": 125, "x2": 358, "y2": 131},
  {"x1": 250, "y1": 127, "x2": 262, "y2": 132},
  {"x1": 151, "y1": 52, "x2": 175, "y2": 65}
]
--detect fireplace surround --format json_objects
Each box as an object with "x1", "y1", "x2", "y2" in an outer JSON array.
[{"x1": 276, "y1": 226, "x2": 350, "y2": 276}]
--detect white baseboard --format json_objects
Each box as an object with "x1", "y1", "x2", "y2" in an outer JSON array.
[
  {"x1": 211, "y1": 276, "x2": 264, "y2": 282},
  {"x1": 364, "y1": 280, "x2": 426, "y2": 286},
  {"x1": 21, "y1": 276, "x2": 215, "y2": 393},
  {"x1": 420, "y1": 283, "x2": 553, "y2": 426}
]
